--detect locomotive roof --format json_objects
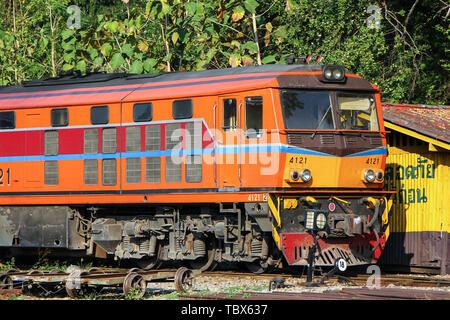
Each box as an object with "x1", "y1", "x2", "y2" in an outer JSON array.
[
  {"x1": 0, "y1": 65, "x2": 321, "y2": 93},
  {"x1": 0, "y1": 64, "x2": 376, "y2": 109}
]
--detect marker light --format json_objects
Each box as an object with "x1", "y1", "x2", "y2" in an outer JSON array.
[
  {"x1": 375, "y1": 170, "x2": 384, "y2": 181},
  {"x1": 290, "y1": 170, "x2": 300, "y2": 181}
]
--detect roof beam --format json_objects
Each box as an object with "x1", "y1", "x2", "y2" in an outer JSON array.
[{"x1": 384, "y1": 120, "x2": 450, "y2": 151}]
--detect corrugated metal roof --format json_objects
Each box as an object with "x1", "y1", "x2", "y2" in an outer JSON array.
[{"x1": 382, "y1": 103, "x2": 450, "y2": 145}]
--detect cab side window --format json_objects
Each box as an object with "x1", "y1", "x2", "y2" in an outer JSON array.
[
  {"x1": 245, "y1": 96, "x2": 263, "y2": 138},
  {"x1": 222, "y1": 98, "x2": 237, "y2": 131}
]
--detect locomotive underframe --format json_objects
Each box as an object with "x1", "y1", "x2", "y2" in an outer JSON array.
[{"x1": 0, "y1": 193, "x2": 389, "y2": 270}]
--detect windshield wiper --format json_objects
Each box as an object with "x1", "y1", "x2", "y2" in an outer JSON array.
[{"x1": 311, "y1": 104, "x2": 331, "y2": 139}]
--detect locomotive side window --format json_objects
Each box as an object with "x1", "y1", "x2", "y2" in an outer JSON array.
[
  {"x1": 102, "y1": 128, "x2": 117, "y2": 154},
  {"x1": 223, "y1": 99, "x2": 237, "y2": 130},
  {"x1": 44, "y1": 130, "x2": 58, "y2": 155},
  {"x1": 134, "y1": 103, "x2": 152, "y2": 122},
  {"x1": 245, "y1": 96, "x2": 263, "y2": 138},
  {"x1": 173, "y1": 99, "x2": 193, "y2": 119},
  {"x1": 51, "y1": 108, "x2": 68, "y2": 127},
  {"x1": 280, "y1": 90, "x2": 334, "y2": 130},
  {"x1": 91, "y1": 106, "x2": 109, "y2": 125},
  {"x1": 0, "y1": 111, "x2": 15, "y2": 129}
]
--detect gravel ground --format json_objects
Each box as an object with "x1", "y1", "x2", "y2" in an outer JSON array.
[
  {"x1": 146, "y1": 273, "x2": 450, "y2": 300},
  {"x1": 2, "y1": 269, "x2": 450, "y2": 300}
]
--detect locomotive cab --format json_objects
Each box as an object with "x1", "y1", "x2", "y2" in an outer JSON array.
[{"x1": 269, "y1": 65, "x2": 393, "y2": 266}]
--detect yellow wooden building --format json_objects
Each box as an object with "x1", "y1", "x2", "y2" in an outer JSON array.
[{"x1": 379, "y1": 103, "x2": 449, "y2": 274}]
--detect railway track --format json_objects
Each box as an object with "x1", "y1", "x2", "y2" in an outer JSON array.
[{"x1": 1, "y1": 266, "x2": 449, "y2": 299}]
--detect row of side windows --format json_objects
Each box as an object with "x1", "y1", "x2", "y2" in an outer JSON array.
[
  {"x1": 0, "y1": 98, "x2": 192, "y2": 130},
  {"x1": 0, "y1": 97, "x2": 261, "y2": 130}
]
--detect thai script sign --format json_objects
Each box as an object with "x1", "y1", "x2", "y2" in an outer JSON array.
[{"x1": 384, "y1": 157, "x2": 435, "y2": 204}]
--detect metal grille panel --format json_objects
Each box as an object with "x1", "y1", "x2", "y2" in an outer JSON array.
[
  {"x1": 44, "y1": 131, "x2": 58, "y2": 155},
  {"x1": 165, "y1": 123, "x2": 182, "y2": 150},
  {"x1": 186, "y1": 155, "x2": 202, "y2": 183},
  {"x1": 165, "y1": 156, "x2": 181, "y2": 183},
  {"x1": 102, "y1": 128, "x2": 117, "y2": 154},
  {"x1": 185, "y1": 121, "x2": 202, "y2": 150},
  {"x1": 126, "y1": 158, "x2": 141, "y2": 184},
  {"x1": 44, "y1": 161, "x2": 58, "y2": 185},
  {"x1": 126, "y1": 126, "x2": 141, "y2": 152},
  {"x1": 102, "y1": 159, "x2": 117, "y2": 185},
  {"x1": 84, "y1": 159, "x2": 98, "y2": 185},
  {"x1": 145, "y1": 157, "x2": 161, "y2": 183},
  {"x1": 145, "y1": 125, "x2": 161, "y2": 151},
  {"x1": 84, "y1": 129, "x2": 98, "y2": 154}
]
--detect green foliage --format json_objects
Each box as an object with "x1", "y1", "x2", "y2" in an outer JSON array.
[{"x1": 0, "y1": 0, "x2": 448, "y2": 104}]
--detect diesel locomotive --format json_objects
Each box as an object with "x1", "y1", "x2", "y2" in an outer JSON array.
[{"x1": 0, "y1": 62, "x2": 393, "y2": 272}]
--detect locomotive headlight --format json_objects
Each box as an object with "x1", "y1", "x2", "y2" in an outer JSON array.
[
  {"x1": 332, "y1": 68, "x2": 344, "y2": 80},
  {"x1": 324, "y1": 68, "x2": 333, "y2": 79},
  {"x1": 375, "y1": 170, "x2": 384, "y2": 181},
  {"x1": 300, "y1": 169, "x2": 312, "y2": 182},
  {"x1": 364, "y1": 169, "x2": 376, "y2": 182},
  {"x1": 322, "y1": 65, "x2": 346, "y2": 82}
]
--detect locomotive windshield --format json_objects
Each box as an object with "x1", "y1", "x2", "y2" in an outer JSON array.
[
  {"x1": 280, "y1": 90, "x2": 334, "y2": 130},
  {"x1": 337, "y1": 92, "x2": 379, "y2": 130}
]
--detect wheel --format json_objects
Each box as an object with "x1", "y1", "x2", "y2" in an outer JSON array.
[
  {"x1": 123, "y1": 272, "x2": 146, "y2": 298},
  {"x1": 174, "y1": 267, "x2": 194, "y2": 292},
  {"x1": 0, "y1": 274, "x2": 13, "y2": 289}
]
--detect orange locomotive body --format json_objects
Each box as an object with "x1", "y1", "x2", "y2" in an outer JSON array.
[{"x1": 0, "y1": 64, "x2": 392, "y2": 272}]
